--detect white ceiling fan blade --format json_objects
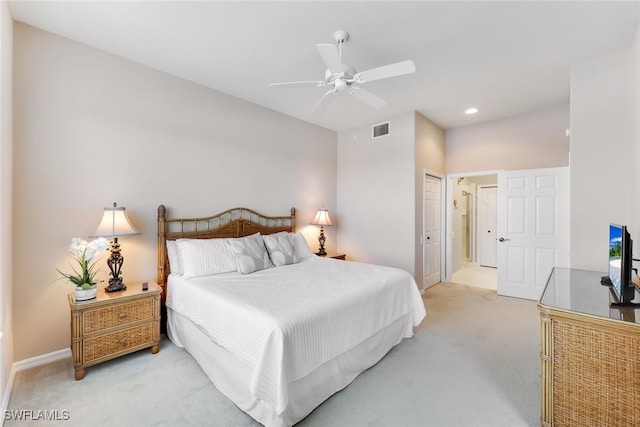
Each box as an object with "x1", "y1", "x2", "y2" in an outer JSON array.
[
  {"x1": 353, "y1": 60, "x2": 416, "y2": 83},
  {"x1": 311, "y1": 89, "x2": 338, "y2": 115},
  {"x1": 316, "y1": 43, "x2": 344, "y2": 75},
  {"x1": 270, "y1": 81, "x2": 326, "y2": 89},
  {"x1": 349, "y1": 86, "x2": 388, "y2": 109}
]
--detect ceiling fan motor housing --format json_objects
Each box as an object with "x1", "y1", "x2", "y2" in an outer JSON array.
[{"x1": 325, "y1": 64, "x2": 356, "y2": 85}]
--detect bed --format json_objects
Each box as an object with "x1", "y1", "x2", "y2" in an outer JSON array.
[{"x1": 157, "y1": 205, "x2": 426, "y2": 427}]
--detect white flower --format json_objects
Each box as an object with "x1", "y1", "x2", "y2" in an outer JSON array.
[
  {"x1": 59, "y1": 237, "x2": 110, "y2": 288},
  {"x1": 85, "y1": 237, "x2": 109, "y2": 261},
  {"x1": 67, "y1": 237, "x2": 87, "y2": 258},
  {"x1": 66, "y1": 237, "x2": 109, "y2": 262}
]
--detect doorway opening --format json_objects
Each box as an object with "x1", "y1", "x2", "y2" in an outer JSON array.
[{"x1": 446, "y1": 172, "x2": 498, "y2": 291}]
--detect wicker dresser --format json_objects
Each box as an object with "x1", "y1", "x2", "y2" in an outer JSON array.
[
  {"x1": 68, "y1": 281, "x2": 161, "y2": 380},
  {"x1": 538, "y1": 268, "x2": 640, "y2": 426}
]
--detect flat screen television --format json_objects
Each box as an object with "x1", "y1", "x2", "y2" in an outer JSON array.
[{"x1": 606, "y1": 224, "x2": 636, "y2": 305}]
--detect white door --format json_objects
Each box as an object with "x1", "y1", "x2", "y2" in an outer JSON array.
[
  {"x1": 478, "y1": 186, "x2": 497, "y2": 267},
  {"x1": 424, "y1": 174, "x2": 441, "y2": 288},
  {"x1": 497, "y1": 167, "x2": 570, "y2": 300}
]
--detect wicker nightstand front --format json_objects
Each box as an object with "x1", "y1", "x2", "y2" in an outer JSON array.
[{"x1": 68, "y1": 281, "x2": 161, "y2": 380}]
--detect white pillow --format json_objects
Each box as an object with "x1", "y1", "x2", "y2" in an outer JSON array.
[
  {"x1": 166, "y1": 240, "x2": 183, "y2": 275},
  {"x1": 226, "y1": 233, "x2": 273, "y2": 274},
  {"x1": 293, "y1": 233, "x2": 314, "y2": 260},
  {"x1": 176, "y1": 238, "x2": 237, "y2": 278},
  {"x1": 263, "y1": 232, "x2": 295, "y2": 267}
]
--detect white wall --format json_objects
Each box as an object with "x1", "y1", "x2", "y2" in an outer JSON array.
[
  {"x1": 414, "y1": 113, "x2": 445, "y2": 287},
  {"x1": 569, "y1": 43, "x2": 639, "y2": 270},
  {"x1": 0, "y1": 0, "x2": 13, "y2": 407},
  {"x1": 13, "y1": 23, "x2": 337, "y2": 360},
  {"x1": 445, "y1": 104, "x2": 570, "y2": 174},
  {"x1": 337, "y1": 112, "x2": 416, "y2": 274},
  {"x1": 633, "y1": 19, "x2": 640, "y2": 256}
]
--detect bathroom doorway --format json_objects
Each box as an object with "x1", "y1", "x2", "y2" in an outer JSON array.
[{"x1": 448, "y1": 173, "x2": 498, "y2": 290}]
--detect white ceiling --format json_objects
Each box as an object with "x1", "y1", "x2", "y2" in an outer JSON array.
[{"x1": 9, "y1": 1, "x2": 639, "y2": 131}]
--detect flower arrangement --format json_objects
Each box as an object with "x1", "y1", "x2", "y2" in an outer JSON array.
[{"x1": 58, "y1": 237, "x2": 110, "y2": 289}]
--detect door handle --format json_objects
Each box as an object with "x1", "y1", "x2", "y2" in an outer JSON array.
[{"x1": 498, "y1": 237, "x2": 510, "y2": 242}]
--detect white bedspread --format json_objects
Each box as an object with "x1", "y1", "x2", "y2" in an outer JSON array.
[{"x1": 166, "y1": 256, "x2": 425, "y2": 416}]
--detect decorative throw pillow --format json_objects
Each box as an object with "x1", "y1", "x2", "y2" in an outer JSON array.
[
  {"x1": 176, "y1": 238, "x2": 237, "y2": 278},
  {"x1": 263, "y1": 232, "x2": 295, "y2": 267},
  {"x1": 166, "y1": 240, "x2": 183, "y2": 275},
  {"x1": 227, "y1": 233, "x2": 273, "y2": 274},
  {"x1": 292, "y1": 233, "x2": 314, "y2": 260}
]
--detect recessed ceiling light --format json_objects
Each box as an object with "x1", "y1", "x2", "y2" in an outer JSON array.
[{"x1": 465, "y1": 107, "x2": 478, "y2": 115}]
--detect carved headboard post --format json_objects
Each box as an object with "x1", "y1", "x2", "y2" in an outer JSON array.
[
  {"x1": 291, "y1": 207, "x2": 296, "y2": 232},
  {"x1": 157, "y1": 205, "x2": 167, "y2": 288}
]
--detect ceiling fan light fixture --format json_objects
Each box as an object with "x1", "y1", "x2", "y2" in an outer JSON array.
[{"x1": 334, "y1": 79, "x2": 348, "y2": 92}]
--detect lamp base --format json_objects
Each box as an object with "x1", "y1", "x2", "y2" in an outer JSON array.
[
  {"x1": 317, "y1": 226, "x2": 327, "y2": 257},
  {"x1": 105, "y1": 239, "x2": 126, "y2": 292},
  {"x1": 105, "y1": 282, "x2": 127, "y2": 293}
]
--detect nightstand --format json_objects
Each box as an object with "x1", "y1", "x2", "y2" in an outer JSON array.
[
  {"x1": 68, "y1": 281, "x2": 161, "y2": 380},
  {"x1": 317, "y1": 253, "x2": 346, "y2": 260}
]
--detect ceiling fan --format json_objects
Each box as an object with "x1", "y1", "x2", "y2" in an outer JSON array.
[{"x1": 270, "y1": 30, "x2": 416, "y2": 114}]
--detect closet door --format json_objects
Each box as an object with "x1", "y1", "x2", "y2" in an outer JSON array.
[{"x1": 424, "y1": 174, "x2": 442, "y2": 288}]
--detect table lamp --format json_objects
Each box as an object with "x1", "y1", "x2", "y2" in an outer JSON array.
[
  {"x1": 311, "y1": 208, "x2": 333, "y2": 256},
  {"x1": 91, "y1": 202, "x2": 141, "y2": 292}
]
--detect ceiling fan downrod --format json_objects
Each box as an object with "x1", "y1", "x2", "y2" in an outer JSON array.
[{"x1": 333, "y1": 30, "x2": 349, "y2": 60}]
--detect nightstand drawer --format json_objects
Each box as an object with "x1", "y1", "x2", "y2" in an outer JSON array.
[
  {"x1": 82, "y1": 298, "x2": 155, "y2": 334},
  {"x1": 83, "y1": 322, "x2": 156, "y2": 363}
]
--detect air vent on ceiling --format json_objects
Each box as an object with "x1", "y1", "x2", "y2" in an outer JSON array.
[{"x1": 372, "y1": 121, "x2": 390, "y2": 139}]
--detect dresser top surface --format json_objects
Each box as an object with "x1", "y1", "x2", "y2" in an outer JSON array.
[{"x1": 539, "y1": 267, "x2": 640, "y2": 324}]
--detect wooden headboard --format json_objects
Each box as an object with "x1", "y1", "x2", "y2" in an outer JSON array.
[{"x1": 156, "y1": 205, "x2": 296, "y2": 292}]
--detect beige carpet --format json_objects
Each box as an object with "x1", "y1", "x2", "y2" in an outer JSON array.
[{"x1": 5, "y1": 282, "x2": 539, "y2": 426}]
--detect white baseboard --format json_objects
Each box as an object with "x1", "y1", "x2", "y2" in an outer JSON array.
[
  {"x1": 12, "y1": 348, "x2": 70, "y2": 372},
  {"x1": 1, "y1": 348, "x2": 71, "y2": 426},
  {"x1": 1, "y1": 363, "x2": 14, "y2": 426}
]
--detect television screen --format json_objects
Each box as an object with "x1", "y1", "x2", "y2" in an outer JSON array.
[
  {"x1": 608, "y1": 224, "x2": 635, "y2": 304},
  {"x1": 608, "y1": 225, "x2": 623, "y2": 295}
]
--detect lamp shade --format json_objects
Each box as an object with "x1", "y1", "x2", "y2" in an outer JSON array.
[
  {"x1": 311, "y1": 208, "x2": 333, "y2": 226},
  {"x1": 91, "y1": 203, "x2": 140, "y2": 238}
]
